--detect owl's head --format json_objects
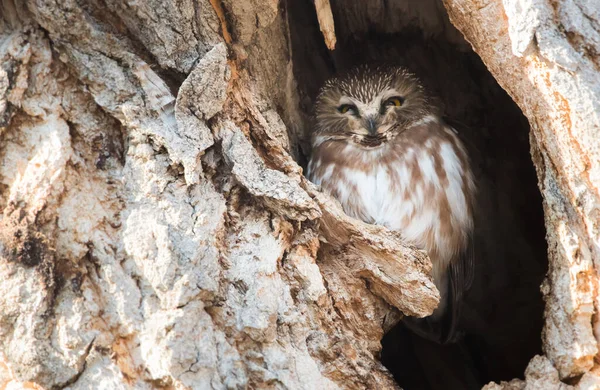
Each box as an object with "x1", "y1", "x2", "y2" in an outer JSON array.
[{"x1": 313, "y1": 64, "x2": 433, "y2": 147}]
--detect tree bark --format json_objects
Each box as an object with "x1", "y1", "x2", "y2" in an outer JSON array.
[{"x1": 0, "y1": 0, "x2": 598, "y2": 389}]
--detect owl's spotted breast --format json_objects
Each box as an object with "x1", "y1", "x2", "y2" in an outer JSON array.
[{"x1": 308, "y1": 117, "x2": 476, "y2": 319}]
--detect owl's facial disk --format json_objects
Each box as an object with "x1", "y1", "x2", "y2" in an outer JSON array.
[
  {"x1": 336, "y1": 90, "x2": 404, "y2": 138},
  {"x1": 314, "y1": 65, "x2": 432, "y2": 148}
]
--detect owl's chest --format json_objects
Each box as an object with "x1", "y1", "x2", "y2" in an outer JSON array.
[
  {"x1": 331, "y1": 161, "x2": 426, "y2": 232},
  {"x1": 308, "y1": 138, "x2": 474, "y2": 263}
]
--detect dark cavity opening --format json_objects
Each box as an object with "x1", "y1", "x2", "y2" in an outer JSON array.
[{"x1": 284, "y1": 0, "x2": 548, "y2": 389}]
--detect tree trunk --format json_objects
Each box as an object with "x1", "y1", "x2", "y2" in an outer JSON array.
[{"x1": 0, "y1": 0, "x2": 598, "y2": 389}]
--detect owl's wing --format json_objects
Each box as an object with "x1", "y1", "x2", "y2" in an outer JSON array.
[
  {"x1": 402, "y1": 238, "x2": 475, "y2": 344},
  {"x1": 446, "y1": 232, "x2": 475, "y2": 343},
  {"x1": 404, "y1": 118, "x2": 479, "y2": 344},
  {"x1": 443, "y1": 116, "x2": 480, "y2": 343},
  {"x1": 402, "y1": 236, "x2": 474, "y2": 344}
]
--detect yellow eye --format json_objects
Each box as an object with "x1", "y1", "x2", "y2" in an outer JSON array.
[
  {"x1": 385, "y1": 97, "x2": 403, "y2": 107},
  {"x1": 338, "y1": 104, "x2": 357, "y2": 114}
]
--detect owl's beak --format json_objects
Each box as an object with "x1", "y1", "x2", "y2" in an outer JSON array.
[{"x1": 365, "y1": 116, "x2": 378, "y2": 135}]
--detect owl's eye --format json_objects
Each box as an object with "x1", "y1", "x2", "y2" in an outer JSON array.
[
  {"x1": 338, "y1": 104, "x2": 358, "y2": 115},
  {"x1": 384, "y1": 97, "x2": 404, "y2": 107}
]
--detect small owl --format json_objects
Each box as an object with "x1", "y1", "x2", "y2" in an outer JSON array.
[{"x1": 307, "y1": 64, "x2": 477, "y2": 343}]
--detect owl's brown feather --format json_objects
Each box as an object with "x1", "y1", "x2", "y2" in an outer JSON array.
[{"x1": 308, "y1": 65, "x2": 477, "y2": 343}]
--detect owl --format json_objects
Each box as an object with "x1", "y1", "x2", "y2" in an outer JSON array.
[{"x1": 307, "y1": 64, "x2": 477, "y2": 343}]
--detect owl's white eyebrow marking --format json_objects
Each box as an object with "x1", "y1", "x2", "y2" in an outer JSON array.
[
  {"x1": 338, "y1": 96, "x2": 358, "y2": 106},
  {"x1": 380, "y1": 89, "x2": 401, "y2": 100}
]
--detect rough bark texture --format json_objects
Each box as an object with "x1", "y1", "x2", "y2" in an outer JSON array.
[{"x1": 0, "y1": 0, "x2": 598, "y2": 390}]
